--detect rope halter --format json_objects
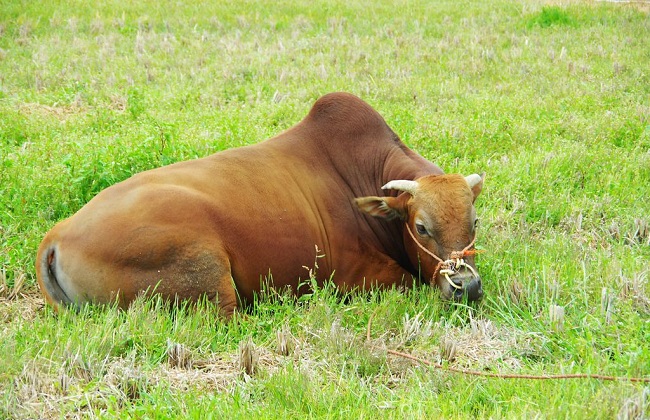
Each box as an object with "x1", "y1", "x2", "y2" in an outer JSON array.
[{"x1": 404, "y1": 222, "x2": 481, "y2": 291}]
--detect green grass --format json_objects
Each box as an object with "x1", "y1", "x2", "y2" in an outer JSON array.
[{"x1": 1, "y1": 0, "x2": 649, "y2": 418}]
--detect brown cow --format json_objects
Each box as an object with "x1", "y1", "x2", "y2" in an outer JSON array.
[{"x1": 36, "y1": 92, "x2": 485, "y2": 317}]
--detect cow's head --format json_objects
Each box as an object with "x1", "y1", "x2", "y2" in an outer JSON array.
[{"x1": 356, "y1": 173, "x2": 485, "y2": 301}]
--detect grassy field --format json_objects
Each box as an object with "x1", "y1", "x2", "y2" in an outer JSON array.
[{"x1": 1, "y1": 0, "x2": 649, "y2": 417}]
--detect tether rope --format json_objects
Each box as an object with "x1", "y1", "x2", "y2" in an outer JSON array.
[{"x1": 366, "y1": 311, "x2": 650, "y2": 383}]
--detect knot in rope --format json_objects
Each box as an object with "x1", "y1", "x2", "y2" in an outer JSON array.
[{"x1": 404, "y1": 223, "x2": 482, "y2": 290}]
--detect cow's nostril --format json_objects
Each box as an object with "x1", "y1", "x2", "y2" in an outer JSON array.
[
  {"x1": 450, "y1": 277, "x2": 483, "y2": 301},
  {"x1": 464, "y1": 277, "x2": 483, "y2": 301}
]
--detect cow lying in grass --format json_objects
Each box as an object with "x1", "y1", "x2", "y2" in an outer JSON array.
[{"x1": 37, "y1": 92, "x2": 485, "y2": 317}]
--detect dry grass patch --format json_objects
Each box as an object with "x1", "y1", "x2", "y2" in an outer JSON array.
[
  {"x1": 439, "y1": 318, "x2": 529, "y2": 370},
  {"x1": 619, "y1": 271, "x2": 650, "y2": 314},
  {"x1": 2, "y1": 297, "x2": 538, "y2": 418},
  {"x1": 379, "y1": 316, "x2": 536, "y2": 375},
  {"x1": 0, "y1": 291, "x2": 44, "y2": 327},
  {"x1": 18, "y1": 101, "x2": 87, "y2": 122},
  {"x1": 0, "y1": 277, "x2": 44, "y2": 326},
  {"x1": 619, "y1": 387, "x2": 650, "y2": 420}
]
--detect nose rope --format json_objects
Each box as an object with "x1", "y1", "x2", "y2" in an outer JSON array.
[{"x1": 404, "y1": 223, "x2": 480, "y2": 290}]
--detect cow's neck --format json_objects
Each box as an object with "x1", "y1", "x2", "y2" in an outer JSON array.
[
  {"x1": 382, "y1": 145, "x2": 443, "y2": 188},
  {"x1": 365, "y1": 144, "x2": 442, "y2": 278}
]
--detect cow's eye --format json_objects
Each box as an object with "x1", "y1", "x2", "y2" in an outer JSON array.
[
  {"x1": 415, "y1": 223, "x2": 428, "y2": 236},
  {"x1": 474, "y1": 218, "x2": 480, "y2": 230}
]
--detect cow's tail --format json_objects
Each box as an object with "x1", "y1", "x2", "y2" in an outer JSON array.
[{"x1": 36, "y1": 242, "x2": 75, "y2": 310}]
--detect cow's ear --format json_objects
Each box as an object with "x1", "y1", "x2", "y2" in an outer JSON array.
[{"x1": 355, "y1": 195, "x2": 408, "y2": 221}]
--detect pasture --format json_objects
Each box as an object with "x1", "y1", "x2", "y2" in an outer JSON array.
[{"x1": 1, "y1": 0, "x2": 649, "y2": 417}]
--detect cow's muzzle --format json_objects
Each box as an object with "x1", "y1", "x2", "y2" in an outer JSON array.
[
  {"x1": 440, "y1": 258, "x2": 483, "y2": 301},
  {"x1": 404, "y1": 223, "x2": 484, "y2": 302},
  {"x1": 447, "y1": 273, "x2": 483, "y2": 301}
]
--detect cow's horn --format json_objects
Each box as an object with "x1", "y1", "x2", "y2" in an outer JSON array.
[
  {"x1": 381, "y1": 180, "x2": 419, "y2": 195},
  {"x1": 465, "y1": 174, "x2": 482, "y2": 188}
]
